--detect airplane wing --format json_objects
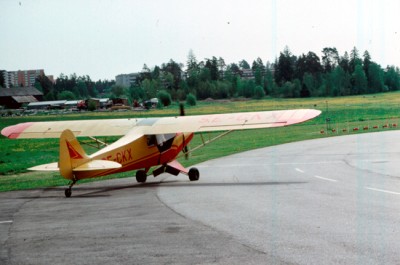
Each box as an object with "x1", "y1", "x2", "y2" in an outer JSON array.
[
  {"x1": 143, "y1": 109, "x2": 321, "y2": 134},
  {"x1": 1, "y1": 118, "x2": 139, "y2": 139},
  {"x1": 1, "y1": 109, "x2": 321, "y2": 139}
]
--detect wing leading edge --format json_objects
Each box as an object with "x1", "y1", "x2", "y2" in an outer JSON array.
[
  {"x1": 133, "y1": 109, "x2": 321, "y2": 134},
  {"x1": 1, "y1": 109, "x2": 321, "y2": 139}
]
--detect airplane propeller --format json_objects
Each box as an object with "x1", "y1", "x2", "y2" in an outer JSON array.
[{"x1": 180, "y1": 103, "x2": 189, "y2": 160}]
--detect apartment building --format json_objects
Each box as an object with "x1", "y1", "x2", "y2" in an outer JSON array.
[
  {"x1": 2, "y1": 69, "x2": 45, "y2": 88},
  {"x1": 115, "y1": 72, "x2": 140, "y2": 87}
]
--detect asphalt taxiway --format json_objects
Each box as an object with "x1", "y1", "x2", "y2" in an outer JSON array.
[{"x1": 1, "y1": 131, "x2": 400, "y2": 264}]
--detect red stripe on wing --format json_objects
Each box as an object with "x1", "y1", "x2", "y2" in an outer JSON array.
[{"x1": 1, "y1": 122, "x2": 34, "y2": 139}]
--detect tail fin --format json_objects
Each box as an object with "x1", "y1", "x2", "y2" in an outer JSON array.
[{"x1": 59, "y1": 129, "x2": 90, "y2": 180}]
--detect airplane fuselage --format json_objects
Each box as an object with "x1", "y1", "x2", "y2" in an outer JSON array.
[{"x1": 72, "y1": 132, "x2": 194, "y2": 180}]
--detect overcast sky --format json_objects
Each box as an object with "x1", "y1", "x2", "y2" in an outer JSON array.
[{"x1": 1, "y1": 0, "x2": 399, "y2": 81}]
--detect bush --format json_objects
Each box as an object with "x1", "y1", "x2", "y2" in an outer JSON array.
[
  {"x1": 186, "y1": 93, "x2": 197, "y2": 106},
  {"x1": 253, "y1": 86, "x2": 265, "y2": 99},
  {"x1": 157, "y1": 90, "x2": 172, "y2": 107},
  {"x1": 88, "y1": 100, "x2": 97, "y2": 111},
  {"x1": 58, "y1": 91, "x2": 76, "y2": 100}
]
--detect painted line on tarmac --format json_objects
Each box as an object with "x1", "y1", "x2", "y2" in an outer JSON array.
[
  {"x1": 313, "y1": 175, "x2": 338, "y2": 182},
  {"x1": 295, "y1": 168, "x2": 305, "y2": 173},
  {"x1": 365, "y1": 187, "x2": 400, "y2": 195},
  {"x1": 0, "y1": 220, "x2": 13, "y2": 224}
]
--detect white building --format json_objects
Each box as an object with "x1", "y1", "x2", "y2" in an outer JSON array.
[{"x1": 115, "y1": 73, "x2": 140, "y2": 87}]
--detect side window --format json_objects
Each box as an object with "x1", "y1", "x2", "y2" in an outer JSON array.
[
  {"x1": 147, "y1": 135, "x2": 156, "y2": 146},
  {"x1": 147, "y1": 134, "x2": 176, "y2": 152}
]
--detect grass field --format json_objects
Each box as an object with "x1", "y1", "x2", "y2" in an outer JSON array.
[{"x1": 1, "y1": 92, "x2": 400, "y2": 192}]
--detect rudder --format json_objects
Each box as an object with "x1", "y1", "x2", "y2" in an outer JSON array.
[{"x1": 59, "y1": 129, "x2": 89, "y2": 180}]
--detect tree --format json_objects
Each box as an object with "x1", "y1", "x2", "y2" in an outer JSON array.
[
  {"x1": 217, "y1": 57, "x2": 226, "y2": 73},
  {"x1": 352, "y1": 64, "x2": 368, "y2": 94},
  {"x1": 349, "y1": 47, "x2": 362, "y2": 73},
  {"x1": 162, "y1": 59, "x2": 182, "y2": 89},
  {"x1": 331, "y1": 66, "x2": 351, "y2": 96},
  {"x1": 186, "y1": 93, "x2": 197, "y2": 106},
  {"x1": 385, "y1": 66, "x2": 400, "y2": 91},
  {"x1": 187, "y1": 49, "x2": 198, "y2": 72},
  {"x1": 152, "y1": 65, "x2": 161, "y2": 80},
  {"x1": 77, "y1": 81, "x2": 89, "y2": 97},
  {"x1": 339, "y1": 51, "x2": 350, "y2": 73},
  {"x1": 88, "y1": 100, "x2": 97, "y2": 111},
  {"x1": 264, "y1": 66, "x2": 276, "y2": 95},
  {"x1": 254, "y1": 68, "x2": 263, "y2": 86},
  {"x1": 278, "y1": 79, "x2": 301, "y2": 98},
  {"x1": 199, "y1": 67, "x2": 211, "y2": 82},
  {"x1": 157, "y1": 90, "x2": 172, "y2": 106},
  {"x1": 227, "y1": 63, "x2": 241, "y2": 76},
  {"x1": 303, "y1": 73, "x2": 318, "y2": 96},
  {"x1": 321, "y1": 47, "x2": 339, "y2": 73},
  {"x1": 242, "y1": 79, "x2": 256, "y2": 98},
  {"x1": 205, "y1": 57, "x2": 219, "y2": 81},
  {"x1": 295, "y1": 51, "x2": 322, "y2": 79},
  {"x1": 252, "y1": 57, "x2": 265, "y2": 72},
  {"x1": 35, "y1": 74, "x2": 54, "y2": 97},
  {"x1": 253, "y1": 85, "x2": 265, "y2": 99},
  {"x1": 58, "y1": 91, "x2": 76, "y2": 100},
  {"x1": 111, "y1": 85, "x2": 125, "y2": 98},
  {"x1": 239, "y1": 59, "x2": 250, "y2": 69},
  {"x1": 129, "y1": 85, "x2": 145, "y2": 101},
  {"x1": 162, "y1": 72, "x2": 174, "y2": 90},
  {"x1": 252, "y1": 57, "x2": 265, "y2": 86},
  {"x1": 141, "y1": 79, "x2": 158, "y2": 99},
  {"x1": 367, "y1": 62, "x2": 384, "y2": 93},
  {"x1": 363, "y1": 51, "x2": 371, "y2": 74},
  {"x1": 275, "y1": 46, "x2": 296, "y2": 85}
]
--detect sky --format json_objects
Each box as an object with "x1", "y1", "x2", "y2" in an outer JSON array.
[{"x1": 1, "y1": 0, "x2": 399, "y2": 81}]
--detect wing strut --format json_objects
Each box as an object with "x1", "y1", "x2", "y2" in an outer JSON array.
[
  {"x1": 83, "y1": 136, "x2": 109, "y2": 149},
  {"x1": 189, "y1": 130, "x2": 233, "y2": 154}
]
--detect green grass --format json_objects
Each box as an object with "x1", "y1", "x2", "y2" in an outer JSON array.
[{"x1": 1, "y1": 92, "x2": 400, "y2": 192}]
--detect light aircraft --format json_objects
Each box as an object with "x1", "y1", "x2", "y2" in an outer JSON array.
[{"x1": 1, "y1": 107, "x2": 321, "y2": 197}]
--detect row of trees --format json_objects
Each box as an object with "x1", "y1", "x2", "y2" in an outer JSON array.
[
  {"x1": 33, "y1": 46, "x2": 400, "y2": 105},
  {"x1": 126, "y1": 47, "x2": 400, "y2": 104},
  {"x1": 34, "y1": 73, "x2": 115, "y2": 101}
]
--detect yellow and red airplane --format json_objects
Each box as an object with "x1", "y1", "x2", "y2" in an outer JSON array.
[{"x1": 1, "y1": 108, "x2": 320, "y2": 197}]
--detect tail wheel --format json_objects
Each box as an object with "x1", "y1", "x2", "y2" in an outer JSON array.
[
  {"x1": 136, "y1": 170, "x2": 147, "y2": 183},
  {"x1": 64, "y1": 188, "x2": 72, "y2": 198},
  {"x1": 188, "y1": 167, "x2": 200, "y2": 181}
]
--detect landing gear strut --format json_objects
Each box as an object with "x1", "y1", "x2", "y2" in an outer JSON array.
[{"x1": 65, "y1": 179, "x2": 76, "y2": 198}]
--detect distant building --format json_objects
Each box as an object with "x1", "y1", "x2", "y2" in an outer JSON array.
[
  {"x1": 240, "y1": 69, "x2": 254, "y2": 79},
  {"x1": 0, "y1": 87, "x2": 43, "y2": 109},
  {"x1": 115, "y1": 73, "x2": 140, "y2": 87},
  {"x1": 2, "y1": 69, "x2": 45, "y2": 88},
  {"x1": 27, "y1": 100, "x2": 67, "y2": 110}
]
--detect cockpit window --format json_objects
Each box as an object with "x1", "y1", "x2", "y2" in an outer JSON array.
[{"x1": 147, "y1": 134, "x2": 176, "y2": 152}]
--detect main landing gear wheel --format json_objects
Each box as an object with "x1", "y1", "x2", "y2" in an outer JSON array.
[
  {"x1": 188, "y1": 167, "x2": 200, "y2": 181},
  {"x1": 136, "y1": 170, "x2": 147, "y2": 183}
]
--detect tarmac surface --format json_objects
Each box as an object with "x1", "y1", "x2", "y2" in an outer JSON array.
[{"x1": 1, "y1": 130, "x2": 400, "y2": 264}]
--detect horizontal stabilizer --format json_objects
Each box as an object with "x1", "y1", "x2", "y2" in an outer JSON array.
[
  {"x1": 29, "y1": 162, "x2": 59, "y2": 171},
  {"x1": 73, "y1": 160, "x2": 121, "y2": 172}
]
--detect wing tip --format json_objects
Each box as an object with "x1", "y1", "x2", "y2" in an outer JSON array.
[
  {"x1": 285, "y1": 109, "x2": 322, "y2": 126},
  {"x1": 1, "y1": 122, "x2": 34, "y2": 139}
]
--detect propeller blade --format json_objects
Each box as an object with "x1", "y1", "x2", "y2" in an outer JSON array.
[
  {"x1": 179, "y1": 103, "x2": 185, "y2": 116},
  {"x1": 180, "y1": 103, "x2": 189, "y2": 159}
]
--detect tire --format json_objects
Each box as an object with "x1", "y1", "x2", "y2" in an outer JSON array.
[
  {"x1": 136, "y1": 170, "x2": 147, "y2": 183},
  {"x1": 65, "y1": 188, "x2": 72, "y2": 198},
  {"x1": 188, "y1": 167, "x2": 200, "y2": 181}
]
